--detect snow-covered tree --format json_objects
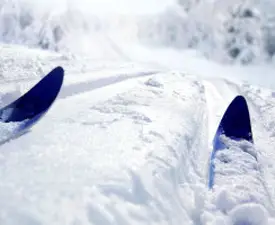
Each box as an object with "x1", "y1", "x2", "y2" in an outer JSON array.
[{"x1": 138, "y1": 0, "x2": 275, "y2": 64}]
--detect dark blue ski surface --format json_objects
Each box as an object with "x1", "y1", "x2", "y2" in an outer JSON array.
[
  {"x1": 0, "y1": 66, "x2": 64, "y2": 143},
  {"x1": 208, "y1": 95, "x2": 253, "y2": 189}
]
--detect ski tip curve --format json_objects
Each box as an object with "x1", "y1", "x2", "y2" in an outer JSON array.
[
  {"x1": 218, "y1": 95, "x2": 253, "y2": 142},
  {"x1": 43, "y1": 66, "x2": 64, "y2": 88},
  {"x1": 51, "y1": 66, "x2": 64, "y2": 77},
  {"x1": 0, "y1": 66, "x2": 65, "y2": 123}
]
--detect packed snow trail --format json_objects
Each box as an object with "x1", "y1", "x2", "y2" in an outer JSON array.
[
  {"x1": 0, "y1": 45, "x2": 275, "y2": 224},
  {"x1": 0, "y1": 71, "x2": 209, "y2": 225},
  {"x1": 1, "y1": 59, "x2": 275, "y2": 224},
  {"x1": 0, "y1": 0, "x2": 275, "y2": 224}
]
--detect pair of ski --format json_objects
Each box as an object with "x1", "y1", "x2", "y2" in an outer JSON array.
[{"x1": 0, "y1": 66, "x2": 254, "y2": 188}]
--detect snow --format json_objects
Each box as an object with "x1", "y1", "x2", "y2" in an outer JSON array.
[
  {"x1": 0, "y1": 0, "x2": 275, "y2": 225},
  {"x1": 211, "y1": 137, "x2": 271, "y2": 211},
  {"x1": 0, "y1": 71, "x2": 208, "y2": 224},
  {"x1": 0, "y1": 120, "x2": 20, "y2": 143}
]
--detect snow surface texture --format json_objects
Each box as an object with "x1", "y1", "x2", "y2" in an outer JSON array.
[
  {"x1": 0, "y1": 120, "x2": 20, "y2": 143},
  {"x1": 1, "y1": 0, "x2": 275, "y2": 225},
  {"x1": 1, "y1": 47, "x2": 275, "y2": 224},
  {"x1": 209, "y1": 136, "x2": 273, "y2": 224}
]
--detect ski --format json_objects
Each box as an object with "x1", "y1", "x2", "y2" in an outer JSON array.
[
  {"x1": 208, "y1": 95, "x2": 253, "y2": 189},
  {"x1": 0, "y1": 66, "x2": 64, "y2": 144}
]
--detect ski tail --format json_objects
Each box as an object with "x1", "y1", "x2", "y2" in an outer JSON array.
[{"x1": 208, "y1": 95, "x2": 253, "y2": 189}]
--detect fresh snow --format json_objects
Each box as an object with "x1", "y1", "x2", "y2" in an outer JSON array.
[
  {"x1": 0, "y1": 0, "x2": 275, "y2": 225},
  {"x1": 1, "y1": 48, "x2": 275, "y2": 224}
]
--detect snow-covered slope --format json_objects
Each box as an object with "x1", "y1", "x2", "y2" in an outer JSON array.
[
  {"x1": 0, "y1": 0, "x2": 275, "y2": 225},
  {"x1": 0, "y1": 45, "x2": 275, "y2": 224}
]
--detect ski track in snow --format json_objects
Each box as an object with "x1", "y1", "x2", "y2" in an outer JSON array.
[
  {"x1": 1, "y1": 49, "x2": 275, "y2": 224},
  {"x1": 203, "y1": 79, "x2": 275, "y2": 224},
  {"x1": 0, "y1": 71, "x2": 209, "y2": 225}
]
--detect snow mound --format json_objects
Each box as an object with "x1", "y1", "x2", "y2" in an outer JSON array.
[
  {"x1": 228, "y1": 203, "x2": 268, "y2": 225},
  {"x1": 212, "y1": 137, "x2": 272, "y2": 212}
]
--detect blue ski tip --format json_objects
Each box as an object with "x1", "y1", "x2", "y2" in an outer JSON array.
[
  {"x1": 208, "y1": 95, "x2": 253, "y2": 189},
  {"x1": 0, "y1": 66, "x2": 64, "y2": 123},
  {"x1": 216, "y1": 95, "x2": 253, "y2": 142}
]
